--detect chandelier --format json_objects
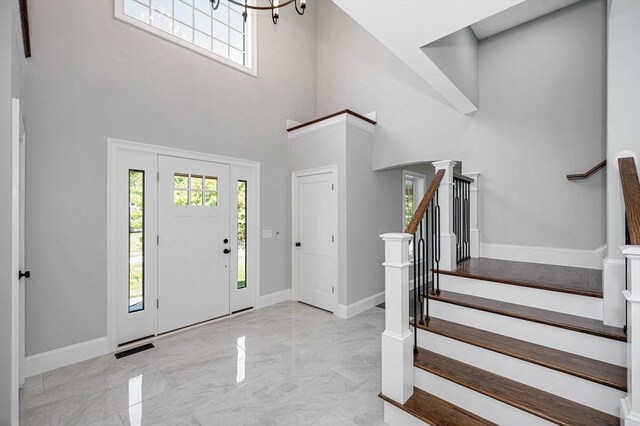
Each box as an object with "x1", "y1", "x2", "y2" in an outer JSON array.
[{"x1": 210, "y1": 0, "x2": 307, "y2": 25}]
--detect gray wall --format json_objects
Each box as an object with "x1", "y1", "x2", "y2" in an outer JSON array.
[
  {"x1": 317, "y1": 0, "x2": 607, "y2": 250},
  {"x1": 607, "y1": 0, "x2": 640, "y2": 259},
  {"x1": 22, "y1": 0, "x2": 317, "y2": 356},
  {"x1": 422, "y1": 27, "x2": 479, "y2": 108},
  {"x1": 1, "y1": 0, "x2": 23, "y2": 422},
  {"x1": 345, "y1": 125, "x2": 400, "y2": 304}
]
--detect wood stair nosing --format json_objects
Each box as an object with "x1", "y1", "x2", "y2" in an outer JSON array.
[
  {"x1": 413, "y1": 349, "x2": 619, "y2": 426},
  {"x1": 432, "y1": 290, "x2": 627, "y2": 342},
  {"x1": 379, "y1": 387, "x2": 496, "y2": 426},
  {"x1": 412, "y1": 317, "x2": 627, "y2": 391},
  {"x1": 435, "y1": 257, "x2": 603, "y2": 298}
]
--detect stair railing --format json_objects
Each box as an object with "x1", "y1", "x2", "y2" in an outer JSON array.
[
  {"x1": 405, "y1": 169, "x2": 445, "y2": 352},
  {"x1": 453, "y1": 173, "x2": 473, "y2": 264},
  {"x1": 380, "y1": 169, "x2": 445, "y2": 405},
  {"x1": 619, "y1": 156, "x2": 640, "y2": 423}
]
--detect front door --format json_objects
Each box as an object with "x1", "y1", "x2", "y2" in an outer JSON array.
[
  {"x1": 157, "y1": 156, "x2": 230, "y2": 333},
  {"x1": 293, "y1": 169, "x2": 337, "y2": 313}
]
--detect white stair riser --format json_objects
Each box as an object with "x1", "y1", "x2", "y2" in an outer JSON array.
[
  {"x1": 383, "y1": 402, "x2": 429, "y2": 426},
  {"x1": 430, "y1": 300, "x2": 626, "y2": 367},
  {"x1": 439, "y1": 274, "x2": 603, "y2": 320},
  {"x1": 414, "y1": 367, "x2": 556, "y2": 426},
  {"x1": 417, "y1": 329, "x2": 624, "y2": 416}
]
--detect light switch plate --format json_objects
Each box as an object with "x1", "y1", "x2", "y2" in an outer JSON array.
[{"x1": 262, "y1": 229, "x2": 273, "y2": 239}]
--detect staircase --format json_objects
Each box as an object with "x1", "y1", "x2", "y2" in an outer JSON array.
[{"x1": 378, "y1": 159, "x2": 640, "y2": 426}]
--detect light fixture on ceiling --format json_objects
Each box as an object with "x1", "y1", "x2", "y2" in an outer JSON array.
[{"x1": 210, "y1": 0, "x2": 306, "y2": 25}]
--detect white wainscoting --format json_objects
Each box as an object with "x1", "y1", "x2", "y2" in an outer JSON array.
[
  {"x1": 480, "y1": 243, "x2": 607, "y2": 269},
  {"x1": 336, "y1": 291, "x2": 385, "y2": 319}
]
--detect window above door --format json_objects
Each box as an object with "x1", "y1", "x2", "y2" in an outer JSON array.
[{"x1": 115, "y1": 0, "x2": 256, "y2": 75}]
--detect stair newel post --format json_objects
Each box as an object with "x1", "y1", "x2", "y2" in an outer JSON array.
[
  {"x1": 466, "y1": 172, "x2": 481, "y2": 259},
  {"x1": 432, "y1": 160, "x2": 457, "y2": 271},
  {"x1": 622, "y1": 245, "x2": 640, "y2": 425},
  {"x1": 381, "y1": 233, "x2": 414, "y2": 404}
]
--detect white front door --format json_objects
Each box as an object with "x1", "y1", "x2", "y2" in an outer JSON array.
[
  {"x1": 157, "y1": 156, "x2": 230, "y2": 333},
  {"x1": 293, "y1": 169, "x2": 337, "y2": 313}
]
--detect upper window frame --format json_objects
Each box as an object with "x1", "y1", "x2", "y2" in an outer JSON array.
[{"x1": 114, "y1": 0, "x2": 258, "y2": 77}]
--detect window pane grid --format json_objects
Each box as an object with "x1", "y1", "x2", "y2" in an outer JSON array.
[
  {"x1": 123, "y1": 0, "x2": 247, "y2": 67},
  {"x1": 173, "y1": 172, "x2": 218, "y2": 206}
]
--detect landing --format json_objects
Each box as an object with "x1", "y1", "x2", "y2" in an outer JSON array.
[{"x1": 439, "y1": 258, "x2": 602, "y2": 298}]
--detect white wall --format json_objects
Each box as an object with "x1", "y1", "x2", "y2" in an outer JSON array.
[
  {"x1": 22, "y1": 0, "x2": 317, "y2": 356},
  {"x1": 422, "y1": 27, "x2": 479, "y2": 108},
  {"x1": 0, "y1": 0, "x2": 23, "y2": 423},
  {"x1": 317, "y1": 0, "x2": 607, "y2": 251}
]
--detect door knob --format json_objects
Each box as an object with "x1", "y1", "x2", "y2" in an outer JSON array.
[
  {"x1": 223, "y1": 248, "x2": 231, "y2": 254},
  {"x1": 223, "y1": 239, "x2": 229, "y2": 244},
  {"x1": 295, "y1": 242, "x2": 301, "y2": 247},
  {"x1": 19, "y1": 270, "x2": 30, "y2": 279}
]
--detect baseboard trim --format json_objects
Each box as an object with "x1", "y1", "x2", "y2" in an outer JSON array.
[
  {"x1": 336, "y1": 291, "x2": 385, "y2": 319},
  {"x1": 26, "y1": 290, "x2": 292, "y2": 378},
  {"x1": 25, "y1": 337, "x2": 109, "y2": 378},
  {"x1": 255, "y1": 289, "x2": 292, "y2": 309},
  {"x1": 480, "y1": 243, "x2": 606, "y2": 269}
]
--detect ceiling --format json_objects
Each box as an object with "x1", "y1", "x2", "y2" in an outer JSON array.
[{"x1": 470, "y1": 0, "x2": 582, "y2": 39}]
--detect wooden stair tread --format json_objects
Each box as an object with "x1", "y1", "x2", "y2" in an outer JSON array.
[
  {"x1": 438, "y1": 257, "x2": 602, "y2": 298},
  {"x1": 433, "y1": 290, "x2": 626, "y2": 341},
  {"x1": 414, "y1": 349, "x2": 619, "y2": 426},
  {"x1": 414, "y1": 317, "x2": 627, "y2": 391},
  {"x1": 379, "y1": 387, "x2": 496, "y2": 426}
]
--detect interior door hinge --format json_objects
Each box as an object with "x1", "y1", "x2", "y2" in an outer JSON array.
[
  {"x1": 157, "y1": 235, "x2": 159, "y2": 245},
  {"x1": 332, "y1": 286, "x2": 335, "y2": 294},
  {"x1": 331, "y1": 184, "x2": 334, "y2": 191},
  {"x1": 156, "y1": 299, "x2": 159, "y2": 309},
  {"x1": 157, "y1": 172, "x2": 159, "y2": 182},
  {"x1": 332, "y1": 235, "x2": 335, "y2": 242}
]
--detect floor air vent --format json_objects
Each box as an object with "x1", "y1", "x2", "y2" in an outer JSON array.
[{"x1": 115, "y1": 343, "x2": 155, "y2": 359}]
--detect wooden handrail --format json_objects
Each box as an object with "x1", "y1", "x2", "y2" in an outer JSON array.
[
  {"x1": 567, "y1": 160, "x2": 606, "y2": 181},
  {"x1": 619, "y1": 157, "x2": 640, "y2": 245},
  {"x1": 405, "y1": 169, "x2": 445, "y2": 235},
  {"x1": 453, "y1": 173, "x2": 474, "y2": 184}
]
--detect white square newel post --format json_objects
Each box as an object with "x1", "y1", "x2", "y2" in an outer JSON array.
[
  {"x1": 432, "y1": 160, "x2": 457, "y2": 271},
  {"x1": 622, "y1": 245, "x2": 640, "y2": 426},
  {"x1": 465, "y1": 172, "x2": 481, "y2": 258},
  {"x1": 380, "y1": 233, "x2": 414, "y2": 404}
]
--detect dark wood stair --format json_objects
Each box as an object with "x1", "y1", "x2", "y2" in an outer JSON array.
[
  {"x1": 414, "y1": 349, "x2": 619, "y2": 426},
  {"x1": 438, "y1": 257, "x2": 603, "y2": 298},
  {"x1": 413, "y1": 317, "x2": 626, "y2": 391},
  {"x1": 433, "y1": 290, "x2": 626, "y2": 341},
  {"x1": 379, "y1": 387, "x2": 496, "y2": 426}
]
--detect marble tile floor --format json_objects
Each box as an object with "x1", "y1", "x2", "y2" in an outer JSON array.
[{"x1": 20, "y1": 301, "x2": 386, "y2": 426}]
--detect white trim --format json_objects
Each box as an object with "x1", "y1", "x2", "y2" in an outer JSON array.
[
  {"x1": 291, "y1": 165, "x2": 340, "y2": 314},
  {"x1": 113, "y1": 0, "x2": 258, "y2": 77},
  {"x1": 480, "y1": 242, "x2": 607, "y2": 269},
  {"x1": 25, "y1": 337, "x2": 109, "y2": 378},
  {"x1": 622, "y1": 397, "x2": 640, "y2": 426},
  {"x1": 287, "y1": 113, "x2": 375, "y2": 140},
  {"x1": 336, "y1": 291, "x2": 385, "y2": 319},
  {"x1": 255, "y1": 289, "x2": 292, "y2": 309},
  {"x1": 107, "y1": 138, "x2": 260, "y2": 352}
]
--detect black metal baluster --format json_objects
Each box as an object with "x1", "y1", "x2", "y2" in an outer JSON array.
[
  {"x1": 418, "y1": 221, "x2": 425, "y2": 326},
  {"x1": 425, "y1": 205, "x2": 430, "y2": 320},
  {"x1": 412, "y1": 234, "x2": 418, "y2": 354},
  {"x1": 434, "y1": 189, "x2": 441, "y2": 295}
]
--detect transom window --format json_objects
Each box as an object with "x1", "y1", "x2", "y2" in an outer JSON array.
[
  {"x1": 116, "y1": 0, "x2": 253, "y2": 73},
  {"x1": 174, "y1": 173, "x2": 218, "y2": 206}
]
